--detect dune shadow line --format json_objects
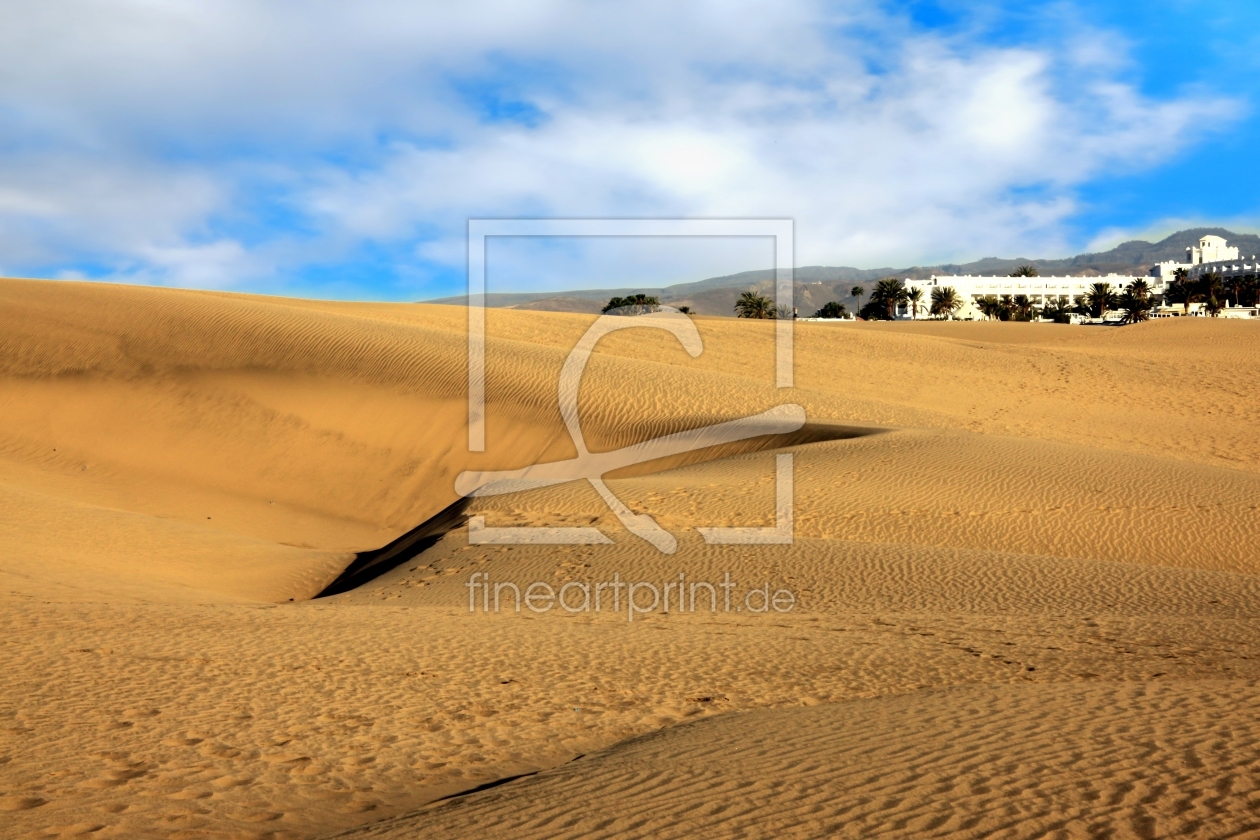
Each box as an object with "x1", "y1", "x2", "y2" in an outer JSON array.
[
  {"x1": 428, "y1": 753, "x2": 587, "y2": 807},
  {"x1": 315, "y1": 497, "x2": 471, "y2": 598},
  {"x1": 317, "y1": 421, "x2": 882, "y2": 597}
]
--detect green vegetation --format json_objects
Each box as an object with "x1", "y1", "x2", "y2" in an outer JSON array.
[
  {"x1": 1011, "y1": 294, "x2": 1034, "y2": 320},
  {"x1": 602, "y1": 294, "x2": 660, "y2": 314},
  {"x1": 1084, "y1": 282, "x2": 1120, "y2": 320},
  {"x1": 850, "y1": 285, "x2": 865, "y2": 313},
  {"x1": 975, "y1": 293, "x2": 1041, "y2": 321},
  {"x1": 907, "y1": 286, "x2": 923, "y2": 320},
  {"x1": 1041, "y1": 295, "x2": 1073, "y2": 323},
  {"x1": 860, "y1": 277, "x2": 908, "y2": 320},
  {"x1": 1119, "y1": 279, "x2": 1152, "y2": 324},
  {"x1": 1201, "y1": 272, "x2": 1225, "y2": 316},
  {"x1": 734, "y1": 290, "x2": 775, "y2": 319},
  {"x1": 970, "y1": 278, "x2": 1159, "y2": 325},
  {"x1": 976, "y1": 295, "x2": 1002, "y2": 320},
  {"x1": 741, "y1": 264, "x2": 1259, "y2": 327},
  {"x1": 929, "y1": 286, "x2": 961, "y2": 319},
  {"x1": 1161, "y1": 269, "x2": 1257, "y2": 317}
]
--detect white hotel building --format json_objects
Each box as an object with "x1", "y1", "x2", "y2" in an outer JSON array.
[
  {"x1": 905, "y1": 235, "x2": 1258, "y2": 320},
  {"x1": 911, "y1": 273, "x2": 1153, "y2": 320},
  {"x1": 1152, "y1": 234, "x2": 1259, "y2": 281}
]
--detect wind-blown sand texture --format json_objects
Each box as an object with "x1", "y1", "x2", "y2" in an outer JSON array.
[{"x1": 1, "y1": 277, "x2": 1257, "y2": 838}]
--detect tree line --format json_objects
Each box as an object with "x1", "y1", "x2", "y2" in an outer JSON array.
[
  {"x1": 600, "y1": 294, "x2": 691, "y2": 315},
  {"x1": 801, "y1": 263, "x2": 1260, "y2": 324},
  {"x1": 807, "y1": 277, "x2": 967, "y2": 320},
  {"x1": 1163, "y1": 268, "x2": 1259, "y2": 316},
  {"x1": 606, "y1": 265, "x2": 1260, "y2": 323}
]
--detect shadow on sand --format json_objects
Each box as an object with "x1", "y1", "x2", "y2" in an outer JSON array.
[{"x1": 314, "y1": 421, "x2": 883, "y2": 598}]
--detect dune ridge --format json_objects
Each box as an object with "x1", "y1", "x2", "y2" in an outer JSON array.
[{"x1": 334, "y1": 680, "x2": 1260, "y2": 839}]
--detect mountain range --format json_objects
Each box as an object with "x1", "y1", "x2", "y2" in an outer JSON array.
[{"x1": 428, "y1": 227, "x2": 1260, "y2": 317}]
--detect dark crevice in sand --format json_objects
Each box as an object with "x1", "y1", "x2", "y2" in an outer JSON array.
[
  {"x1": 599, "y1": 421, "x2": 884, "y2": 479},
  {"x1": 430, "y1": 769, "x2": 541, "y2": 803},
  {"x1": 317, "y1": 422, "x2": 881, "y2": 597},
  {"x1": 315, "y1": 498, "x2": 472, "y2": 598},
  {"x1": 428, "y1": 752, "x2": 588, "y2": 806}
]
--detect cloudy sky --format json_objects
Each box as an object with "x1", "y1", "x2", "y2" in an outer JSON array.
[{"x1": 1, "y1": 0, "x2": 1256, "y2": 299}]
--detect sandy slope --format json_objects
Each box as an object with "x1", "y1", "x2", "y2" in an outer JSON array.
[
  {"x1": 337, "y1": 681, "x2": 1260, "y2": 839},
  {"x1": 1, "y1": 277, "x2": 1258, "y2": 838}
]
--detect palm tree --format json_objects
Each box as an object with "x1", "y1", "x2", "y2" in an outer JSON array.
[
  {"x1": 1012, "y1": 294, "x2": 1033, "y2": 320},
  {"x1": 977, "y1": 295, "x2": 1001, "y2": 320},
  {"x1": 1120, "y1": 280, "x2": 1152, "y2": 324},
  {"x1": 734, "y1": 290, "x2": 774, "y2": 319},
  {"x1": 929, "y1": 286, "x2": 961, "y2": 319},
  {"x1": 1241, "y1": 275, "x2": 1259, "y2": 308},
  {"x1": 907, "y1": 286, "x2": 924, "y2": 320},
  {"x1": 602, "y1": 293, "x2": 660, "y2": 314},
  {"x1": 1161, "y1": 266, "x2": 1192, "y2": 315},
  {"x1": 1119, "y1": 297, "x2": 1151, "y2": 324},
  {"x1": 815, "y1": 301, "x2": 846, "y2": 319},
  {"x1": 851, "y1": 285, "x2": 865, "y2": 315},
  {"x1": 1224, "y1": 275, "x2": 1242, "y2": 308},
  {"x1": 869, "y1": 277, "x2": 909, "y2": 320},
  {"x1": 998, "y1": 294, "x2": 1014, "y2": 321},
  {"x1": 1084, "y1": 282, "x2": 1119, "y2": 320},
  {"x1": 1165, "y1": 279, "x2": 1195, "y2": 314},
  {"x1": 1201, "y1": 272, "x2": 1225, "y2": 317},
  {"x1": 1010, "y1": 265, "x2": 1039, "y2": 277},
  {"x1": 1042, "y1": 295, "x2": 1072, "y2": 323}
]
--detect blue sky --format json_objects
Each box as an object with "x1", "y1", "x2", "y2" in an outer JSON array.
[{"x1": 0, "y1": 0, "x2": 1255, "y2": 300}]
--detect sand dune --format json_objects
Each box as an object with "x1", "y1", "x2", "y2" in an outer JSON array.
[
  {"x1": 2, "y1": 277, "x2": 1258, "y2": 838},
  {"x1": 337, "y1": 681, "x2": 1260, "y2": 839}
]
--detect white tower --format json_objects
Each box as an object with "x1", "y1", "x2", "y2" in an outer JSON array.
[{"x1": 1187, "y1": 235, "x2": 1239, "y2": 265}]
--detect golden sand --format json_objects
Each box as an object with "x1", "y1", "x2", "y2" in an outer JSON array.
[{"x1": 1, "y1": 277, "x2": 1257, "y2": 838}]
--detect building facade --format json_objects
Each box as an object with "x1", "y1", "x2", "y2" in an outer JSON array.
[
  {"x1": 914, "y1": 274, "x2": 1150, "y2": 320},
  {"x1": 1188, "y1": 234, "x2": 1239, "y2": 265},
  {"x1": 1150, "y1": 234, "x2": 1256, "y2": 280},
  {"x1": 905, "y1": 236, "x2": 1258, "y2": 320}
]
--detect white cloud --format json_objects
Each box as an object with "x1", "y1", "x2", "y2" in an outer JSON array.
[
  {"x1": 0, "y1": 152, "x2": 225, "y2": 268},
  {"x1": 127, "y1": 240, "x2": 254, "y2": 289},
  {"x1": 0, "y1": 0, "x2": 1244, "y2": 293}
]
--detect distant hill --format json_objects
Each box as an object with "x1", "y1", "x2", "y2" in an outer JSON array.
[
  {"x1": 426, "y1": 228, "x2": 1260, "y2": 317},
  {"x1": 917, "y1": 227, "x2": 1260, "y2": 280}
]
